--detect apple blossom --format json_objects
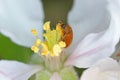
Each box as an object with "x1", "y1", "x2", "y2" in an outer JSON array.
[
  {"x1": 80, "y1": 58, "x2": 120, "y2": 80},
  {"x1": 0, "y1": 0, "x2": 120, "y2": 80}
]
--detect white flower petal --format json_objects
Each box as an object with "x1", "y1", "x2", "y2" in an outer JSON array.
[
  {"x1": 65, "y1": 0, "x2": 120, "y2": 68},
  {"x1": 0, "y1": 0, "x2": 44, "y2": 47},
  {"x1": 80, "y1": 58, "x2": 120, "y2": 80},
  {"x1": 0, "y1": 74, "x2": 11, "y2": 80},
  {"x1": 0, "y1": 60, "x2": 41, "y2": 80},
  {"x1": 50, "y1": 72, "x2": 61, "y2": 80},
  {"x1": 67, "y1": 0, "x2": 110, "y2": 53}
]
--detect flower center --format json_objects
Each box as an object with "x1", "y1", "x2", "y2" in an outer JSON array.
[{"x1": 31, "y1": 21, "x2": 70, "y2": 71}]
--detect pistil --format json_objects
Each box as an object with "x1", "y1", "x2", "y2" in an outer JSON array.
[{"x1": 31, "y1": 21, "x2": 66, "y2": 72}]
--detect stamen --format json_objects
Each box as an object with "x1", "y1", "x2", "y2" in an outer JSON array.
[
  {"x1": 56, "y1": 23, "x2": 63, "y2": 36},
  {"x1": 31, "y1": 22, "x2": 67, "y2": 57},
  {"x1": 31, "y1": 46, "x2": 39, "y2": 53},
  {"x1": 41, "y1": 43, "x2": 49, "y2": 56},
  {"x1": 34, "y1": 39, "x2": 41, "y2": 46},
  {"x1": 31, "y1": 29, "x2": 38, "y2": 36},
  {"x1": 31, "y1": 21, "x2": 72, "y2": 71},
  {"x1": 43, "y1": 21, "x2": 50, "y2": 31},
  {"x1": 53, "y1": 44, "x2": 62, "y2": 56},
  {"x1": 59, "y1": 41, "x2": 66, "y2": 48}
]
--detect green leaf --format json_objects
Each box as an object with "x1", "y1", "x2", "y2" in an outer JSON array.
[
  {"x1": 74, "y1": 67, "x2": 86, "y2": 77},
  {"x1": 0, "y1": 34, "x2": 32, "y2": 63}
]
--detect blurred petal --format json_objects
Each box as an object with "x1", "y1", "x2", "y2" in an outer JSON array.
[
  {"x1": 80, "y1": 58, "x2": 120, "y2": 80},
  {"x1": 50, "y1": 72, "x2": 61, "y2": 80},
  {"x1": 67, "y1": 0, "x2": 110, "y2": 53},
  {"x1": 0, "y1": 74, "x2": 11, "y2": 80},
  {"x1": 0, "y1": 60, "x2": 41, "y2": 80},
  {"x1": 65, "y1": 0, "x2": 120, "y2": 68},
  {"x1": 0, "y1": 0, "x2": 44, "y2": 47}
]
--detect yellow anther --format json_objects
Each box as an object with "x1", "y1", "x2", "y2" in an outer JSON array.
[
  {"x1": 31, "y1": 29, "x2": 38, "y2": 36},
  {"x1": 58, "y1": 41, "x2": 66, "y2": 48},
  {"x1": 31, "y1": 46, "x2": 39, "y2": 53},
  {"x1": 43, "y1": 21, "x2": 50, "y2": 31},
  {"x1": 35, "y1": 39, "x2": 41, "y2": 46},
  {"x1": 53, "y1": 44, "x2": 62, "y2": 56},
  {"x1": 41, "y1": 43, "x2": 49, "y2": 56},
  {"x1": 56, "y1": 23, "x2": 61, "y2": 29},
  {"x1": 56, "y1": 23, "x2": 63, "y2": 34},
  {"x1": 50, "y1": 52, "x2": 55, "y2": 57}
]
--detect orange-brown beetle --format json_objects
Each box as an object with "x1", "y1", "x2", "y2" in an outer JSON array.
[{"x1": 59, "y1": 23, "x2": 73, "y2": 48}]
